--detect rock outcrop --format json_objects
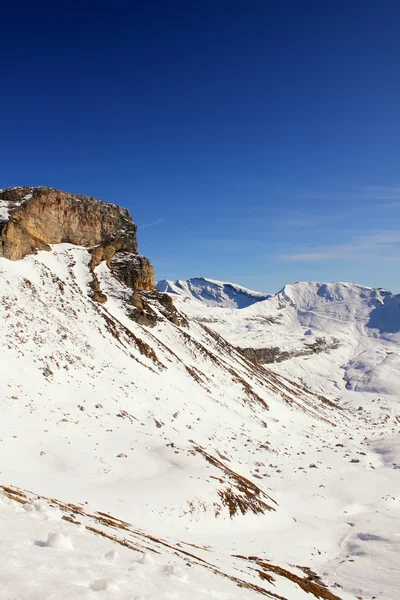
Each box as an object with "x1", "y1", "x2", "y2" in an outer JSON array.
[
  {"x1": 0, "y1": 186, "x2": 186, "y2": 326},
  {"x1": 0, "y1": 186, "x2": 154, "y2": 290},
  {"x1": 128, "y1": 290, "x2": 189, "y2": 327},
  {"x1": 0, "y1": 186, "x2": 138, "y2": 261},
  {"x1": 238, "y1": 337, "x2": 340, "y2": 365},
  {"x1": 110, "y1": 252, "x2": 154, "y2": 291}
]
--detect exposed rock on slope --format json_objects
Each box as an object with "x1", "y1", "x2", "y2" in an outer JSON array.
[
  {"x1": 0, "y1": 186, "x2": 138, "y2": 261},
  {"x1": 238, "y1": 336, "x2": 340, "y2": 365},
  {"x1": 111, "y1": 252, "x2": 154, "y2": 291},
  {"x1": 0, "y1": 186, "x2": 158, "y2": 308}
]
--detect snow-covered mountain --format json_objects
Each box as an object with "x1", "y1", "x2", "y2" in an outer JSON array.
[
  {"x1": 157, "y1": 277, "x2": 270, "y2": 308},
  {"x1": 170, "y1": 279, "x2": 400, "y2": 395},
  {"x1": 1, "y1": 188, "x2": 399, "y2": 600}
]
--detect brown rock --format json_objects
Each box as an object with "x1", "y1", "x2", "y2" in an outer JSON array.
[
  {"x1": 128, "y1": 289, "x2": 188, "y2": 327},
  {"x1": 0, "y1": 186, "x2": 138, "y2": 261},
  {"x1": 88, "y1": 271, "x2": 108, "y2": 303},
  {"x1": 0, "y1": 186, "x2": 156, "y2": 296},
  {"x1": 0, "y1": 187, "x2": 185, "y2": 324},
  {"x1": 92, "y1": 289, "x2": 108, "y2": 304},
  {"x1": 128, "y1": 292, "x2": 158, "y2": 327},
  {"x1": 110, "y1": 252, "x2": 154, "y2": 291}
]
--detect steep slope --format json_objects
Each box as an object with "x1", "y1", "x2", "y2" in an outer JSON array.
[
  {"x1": 0, "y1": 245, "x2": 359, "y2": 600},
  {"x1": 157, "y1": 277, "x2": 270, "y2": 308},
  {"x1": 1, "y1": 190, "x2": 398, "y2": 599}
]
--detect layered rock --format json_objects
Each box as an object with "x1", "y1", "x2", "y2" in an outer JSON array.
[
  {"x1": 0, "y1": 186, "x2": 186, "y2": 326},
  {"x1": 0, "y1": 186, "x2": 138, "y2": 262},
  {"x1": 110, "y1": 252, "x2": 154, "y2": 291},
  {"x1": 128, "y1": 290, "x2": 188, "y2": 327}
]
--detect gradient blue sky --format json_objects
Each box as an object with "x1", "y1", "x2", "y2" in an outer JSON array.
[{"x1": 1, "y1": 1, "x2": 399, "y2": 292}]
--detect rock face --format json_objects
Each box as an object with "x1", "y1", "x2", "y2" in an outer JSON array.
[
  {"x1": 0, "y1": 186, "x2": 155, "y2": 294},
  {"x1": 110, "y1": 252, "x2": 154, "y2": 291},
  {"x1": 0, "y1": 187, "x2": 188, "y2": 325},
  {"x1": 128, "y1": 290, "x2": 188, "y2": 327},
  {"x1": 0, "y1": 186, "x2": 139, "y2": 262}
]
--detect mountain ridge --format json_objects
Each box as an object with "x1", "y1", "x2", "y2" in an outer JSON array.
[{"x1": 156, "y1": 276, "x2": 271, "y2": 308}]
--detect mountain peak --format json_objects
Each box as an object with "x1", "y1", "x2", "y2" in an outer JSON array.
[
  {"x1": 277, "y1": 281, "x2": 391, "y2": 309},
  {"x1": 156, "y1": 277, "x2": 270, "y2": 308}
]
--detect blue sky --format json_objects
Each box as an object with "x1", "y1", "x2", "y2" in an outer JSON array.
[{"x1": 1, "y1": 1, "x2": 399, "y2": 292}]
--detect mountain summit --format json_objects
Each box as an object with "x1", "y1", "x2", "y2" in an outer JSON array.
[{"x1": 157, "y1": 277, "x2": 270, "y2": 308}]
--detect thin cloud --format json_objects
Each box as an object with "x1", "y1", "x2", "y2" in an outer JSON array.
[
  {"x1": 276, "y1": 213, "x2": 345, "y2": 228},
  {"x1": 363, "y1": 186, "x2": 400, "y2": 199},
  {"x1": 274, "y1": 188, "x2": 400, "y2": 229},
  {"x1": 280, "y1": 231, "x2": 400, "y2": 262},
  {"x1": 138, "y1": 219, "x2": 166, "y2": 230},
  {"x1": 298, "y1": 185, "x2": 400, "y2": 203}
]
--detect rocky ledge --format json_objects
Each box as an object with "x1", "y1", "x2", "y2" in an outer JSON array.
[
  {"x1": 0, "y1": 186, "x2": 183, "y2": 326},
  {"x1": 0, "y1": 186, "x2": 139, "y2": 260}
]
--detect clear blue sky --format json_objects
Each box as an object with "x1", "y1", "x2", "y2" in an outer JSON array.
[{"x1": 1, "y1": 1, "x2": 399, "y2": 292}]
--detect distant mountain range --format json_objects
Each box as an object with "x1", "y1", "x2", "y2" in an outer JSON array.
[
  {"x1": 157, "y1": 276, "x2": 270, "y2": 308},
  {"x1": 160, "y1": 278, "x2": 400, "y2": 398}
]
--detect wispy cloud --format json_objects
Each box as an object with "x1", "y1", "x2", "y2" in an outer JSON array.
[
  {"x1": 280, "y1": 231, "x2": 400, "y2": 262},
  {"x1": 363, "y1": 186, "x2": 400, "y2": 200},
  {"x1": 206, "y1": 238, "x2": 272, "y2": 252},
  {"x1": 272, "y1": 186, "x2": 400, "y2": 229},
  {"x1": 298, "y1": 185, "x2": 400, "y2": 203},
  {"x1": 138, "y1": 218, "x2": 166, "y2": 230},
  {"x1": 276, "y1": 213, "x2": 345, "y2": 228}
]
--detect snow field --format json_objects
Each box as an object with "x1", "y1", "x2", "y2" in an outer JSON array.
[{"x1": 1, "y1": 248, "x2": 399, "y2": 599}]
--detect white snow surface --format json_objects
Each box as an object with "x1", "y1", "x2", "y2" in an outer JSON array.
[
  {"x1": 1, "y1": 493, "x2": 266, "y2": 600},
  {"x1": 172, "y1": 279, "x2": 400, "y2": 395},
  {"x1": 0, "y1": 186, "x2": 40, "y2": 221},
  {"x1": 1, "y1": 253, "x2": 399, "y2": 600},
  {"x1": 156, "y1": 277, "x2": 270, "y2": 308}
]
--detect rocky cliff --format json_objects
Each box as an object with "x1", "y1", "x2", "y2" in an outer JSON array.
[
  {"x1": 0, "y1": 186, "x2": 159, "y2": 306},
  {"x1": 0, "y1": 186, "x2": 139, "y2": 260}
]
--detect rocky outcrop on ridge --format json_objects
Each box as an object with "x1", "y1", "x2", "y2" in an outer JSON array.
[
  {"x1": 0, "y1": 186, "x2": 186, "y2": 324},
  {"x1": 0, "y1": 186, "x2": 139, "y2": 262},
  {"x1": 238, "y1": 337, "x2": 341, "y2": 365},
  {"x1": 110, "y1": 252, "x2": 154, "y2": 291}
]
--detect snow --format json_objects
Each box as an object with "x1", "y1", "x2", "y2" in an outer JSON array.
[
  {"x1": 0, "y1": 494, "x2": 264, "y2": 600},
  {"x1": 0, "y1": 188, "x2": 34, "y2": 221},
  {"x1": 170, "y1": 280, "x2": 400, "y2": 396},
  {"x1": 156, "y1": 277, "x2": 270, "y2": 308},
  {"x1": 42, "y1": 531, "x2": 75, "y2": 550},
  {"x1": 0, "y1": 203, "x2": 9, "y2": 220},
  {"x1": 0, "y1": 252, "x2": 399, "y2": 599}
]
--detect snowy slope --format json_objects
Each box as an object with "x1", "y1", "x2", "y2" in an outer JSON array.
[
  {"x1": 157, "y1": 277, "x2": 270, "y2": 308},
  {"x1": 170, "y1": 280, "x2": 400, "y2": 396},
  {"x1": 1, "y1": 254, "x2": 399, "y2": 599},
  {"x1": 159, "y1": 278, "x2": 400, "y2": 598},
  {"x1": 1, "y1": 491, "x2": 276, "y2": 600}
]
